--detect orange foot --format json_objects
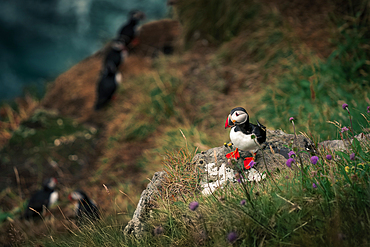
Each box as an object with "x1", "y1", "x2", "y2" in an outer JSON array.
[
  {"x1": 244, "y1": 157, "x2": 255, "y2": 169},
  {"x1": 226, "y1": 148, "x2": 240, "y2": 159},
  {"x1": 131, "y1": 38, "x2": 140, "y2": 47}
]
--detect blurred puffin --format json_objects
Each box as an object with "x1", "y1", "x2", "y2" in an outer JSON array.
[
  {"x1": 103, "y1": 38, "x2": 128, "y2": 70},
  {"x1": 225, "y1": 107, "x2": 266, "y2": 168},
  {"x1": 94, "y1": 62, "x2": 122, "y2": 111},
  {"x1": 117, "y1": 10, "x2": 145, "y2": 47},
  {"x1": 68, "y1": 190, "x2": 100, "y2": 222},
  {"x1": 24, "y1": 177, "x2": 58, "y2": 219}
]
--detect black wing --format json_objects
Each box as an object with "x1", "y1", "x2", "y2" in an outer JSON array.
[
  {"x1": 94, "y1": 73, "x2": 117, "y2": 110},
  {"x1": 77, "y1": 200, "x2": 100, "y2": 222},
  {"x1": 104, "y1": 49, "x2": 122, "y2": 69},
  {"x1": 24, "y1": 190, "x2": 51, "y2": 219},
  {"x1": 251, "y1": 120, "x2": 266, "y2": 145}
]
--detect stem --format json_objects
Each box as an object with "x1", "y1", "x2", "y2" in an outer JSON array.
[
  {"x1": 291, "y1": 120, "x2": 305, "y2": 188},
  {"x1": 347, "y1": 108, "x2": 354, "y2": 135},
  {"x1": 260, "y1": 147, "x2": 282, "y2": 192},
  {"x1": 235, "y1": 159, "x2": 255, "y2": 210}
]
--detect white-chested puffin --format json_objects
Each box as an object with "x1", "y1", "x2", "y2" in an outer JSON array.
[
  {"x1": 103, "y1": 38, "x2": 128, "y2": 70},
  {"x1": 117, "y1": 10, "x2": 145, "y2": 47},
  {"x1": 94, "y1": 61, "x2": 122, "y2": 111},
  {"x1": 68, "y1": 190, "x2": 100, "y2": 223},
  {"x1": 225, "y1": 107, "x2": 266, "y2": 168},
  {"x1": 23, "y1": 177, "x2": 58, "y2": 220}
]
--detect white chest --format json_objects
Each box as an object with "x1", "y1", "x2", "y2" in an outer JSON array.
[
  {"x1": 48, "y1": 191, "x2": 59, "y2": 207},
  {"x1": 230, "y1": 128, "x2": 259, "y2": 152},
  {"x1": 115, "y1": 72, "x2": 122, "y2": 85}
]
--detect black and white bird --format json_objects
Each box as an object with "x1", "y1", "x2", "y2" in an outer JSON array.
[
  {"x1": 94, "y1": 62, "x2": 122, "y2": 111},
  {"x1": 103, "y1": 39, "x2": 128, "y2": 70},
  {"x1": 68, "y1": 190, "x2": 100, "y2": 222},
  {"x1": 23, "y1": 177, "x2": 58, "y2": 220},
  {"x1": 225, "y1": 107, "x2": 266, "y2": 154},
  {"x1": 117, "y1": 10, "x2": 145, "y2": 47}
]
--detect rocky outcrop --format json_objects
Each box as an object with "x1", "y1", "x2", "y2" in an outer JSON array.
[
  {"x1": 319, "y1": 132, "x2": 369, "y2": 152},
  {"x1": 124, "y1": 171, "x2": 167, "y2": 238},
  {"x1": 192, "y1": 129, "x2": 315, "y2": 195},
  {"x1": 124, "y1": 129, "x2": 369, "y2": 237},
  {"x1": 192, "y1": 129, "x2": 315, "y2": 174}
]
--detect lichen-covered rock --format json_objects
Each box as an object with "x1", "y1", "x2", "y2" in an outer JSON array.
[
  {"x1": 124, "y1": 130, "x2": 369, "y2": 236},
  {"x1": 123, "y1": 171, "x2": 167, "y2": 237},
  {"x1": 263, "y1": 129, "x2": 315, "y2": 158},
  {"x1": 193, "y1": 129, "x2": 314, "y2": 174},
  {"x1": 318, "y1": 133, "x2": 370, "y2": 152},
  {"x1": 192, "y1": 129, "x2": 316, "y2": 195}
]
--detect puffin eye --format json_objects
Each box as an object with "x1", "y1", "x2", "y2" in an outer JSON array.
[{"x1": 236, "y1": 112, "x2": 239, "y2": 117}]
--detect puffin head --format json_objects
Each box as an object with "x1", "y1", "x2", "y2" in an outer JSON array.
[
  {"x1": 68, "y1": 191, "x2": 87, "y2": 202},
  {"x1": 225, "y1": 107, "x2": 249, "y2": 128},
  {"x1": 43, "y1": 177, "x2": 57, "y2": 190},
  {"x1": 128, "y1": 10, "x2": 146, "y2": 21}
]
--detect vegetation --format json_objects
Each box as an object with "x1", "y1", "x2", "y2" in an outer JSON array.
[
  {"x1": 36, "y1": 104, "x2": 370, "y2": 247},
  {"x1": 0, "y1": 0, "x2": 369, "y2": 246}
]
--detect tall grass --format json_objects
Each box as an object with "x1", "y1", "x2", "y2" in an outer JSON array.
[
  {"x1": 258, "y1": 3, "x2": 370, "y2": 140},
  {"x1": 141, "y1": 106, "x2": 370, "y2": 246},
  {"x1": 38, "y1": 104, "x2": 370, "y2": 246},
  {"x1": 176, "y1": 0, "x2": 261, "y2": 45}
]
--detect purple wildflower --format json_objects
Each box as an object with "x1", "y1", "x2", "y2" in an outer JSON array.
[
  {"x1": 342, "y1": 103, "x2": 348, "y2": 110},
  {"x1": 153, "y1": 226, "x2": 164, "y2": 236},
  {"x1": 326, "y1": 154, "x2": 332, "y2": 160},
  {"x1": 240, "y1": 199, "x2": 246, "y2": 206},
  {"x1": 227, "y1": 231, "x2": 238, "y2": 243},
  {"x1": 288, "y1": 151, "x2": 296, "y2": 158},
  {"x1": 289, "y1": 117, "x2": 294, "y2": 122},
  {"x1": 312, "y1": 183, "x2": 317, "y2": 189},
  {"x1": 189, "y1": 201, "x2": 199, "y2": 211},
  {"x1": 310, "y1": 156, "x2": 319, "y2": 165},
  {"x1": 350, "y1": 153, "x2": 355, "y2": 161},
  {"x1": 367, "y1": 106, "x2": 370, "y2": 113},
  {"x1": 286, "y1": 158, "x2": 295, "y2": 168},
  {"x1": 249, "y1": 160, "x2": 255, "y2": 168},
  {"x1": 341, "y1": 126, "x2": 349, "y2": 133}
]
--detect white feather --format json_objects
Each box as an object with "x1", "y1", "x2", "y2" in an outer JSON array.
[
  {"x1": 115, "y1": 72, "x2": 122, "y2": 84},
  {"x1": 230, "y1": 127, "x2": 259, "y2": 152},
  {"x1": 49, "y1": 191, "x2": 59, "y2": 207}
]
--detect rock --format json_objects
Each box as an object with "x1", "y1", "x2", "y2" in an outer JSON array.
[
  {"x1": 193, "y1": 129, "x2": 314, "y2": 174},
  {"x1": 124, "y1": 130, "x2": 369, "y2": 235},
  {"x1": 192, "y1": 129, "x2": 315, "y2": 195},
  {"x1": 123, "y1": 171, "x2": 167, "y2": 237},
  {"x1": 263, "y1": 129, "x2": 316, "y2": 158},
  {"x1": 318, "y1": 133, "x2": 370, "y2": 152}
]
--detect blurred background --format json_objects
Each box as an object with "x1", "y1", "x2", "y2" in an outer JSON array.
[
  {"x1": 0, "y1": 0, "x2": 369, "y2": 245},
  {"x1": 0, "y1": 0, "x2": 167, "y2": 101}
]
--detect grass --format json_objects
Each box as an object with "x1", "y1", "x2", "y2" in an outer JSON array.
[
  {"x1": 256, "y1": 2, "x2": 370, "y2": 140},
  {"x1": 37, "y1": 106, "x2": 370, "y2": 246},
  {"x1": 1, "y1": 0, "x2": 370, "y2": 245},
  {"x1": 176, "y1": 0, "x2": 262, "y2": 45}
]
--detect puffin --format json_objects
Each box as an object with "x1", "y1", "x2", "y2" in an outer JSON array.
[
  {"x1": 103, "y1": 38, "x2": 128, "y2": 70},
  {"x1": 94, "y1": 62, "x2": 122, "y2": 111},
  {"x1": 23, "y1": 177, "x2": 58, "y2": 219},
  {"x1": 225, "y1": 107, "x2": 266, "y2": 168},
  {"x1": 117, "y1": 10, "x2": 145, "y2": 47},
  {"x1": 68, "y1": 190, "x2": 100, "y2": 222}
]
